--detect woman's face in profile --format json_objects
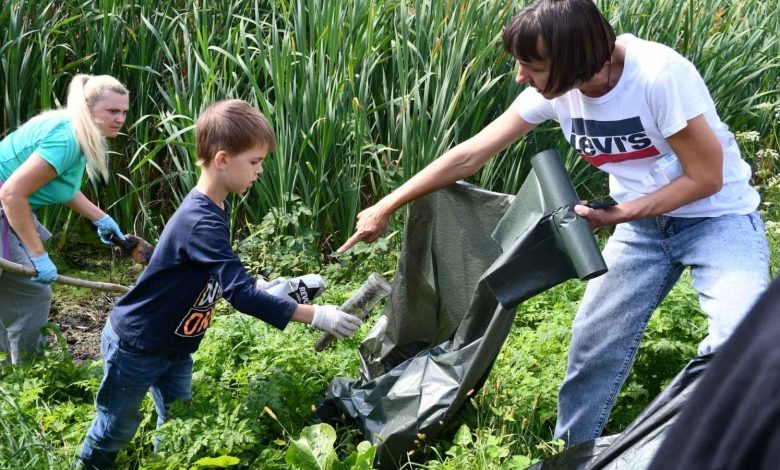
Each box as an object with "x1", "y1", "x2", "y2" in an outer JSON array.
[
  {"x1": 90, "y1": 92, "x2": 129, "y2": 138},
  {"x1": 515, "y1": 58, "x2": 557, "y2": 98}
]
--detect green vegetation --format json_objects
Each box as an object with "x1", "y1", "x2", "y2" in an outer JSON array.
[
  {"x1": 2, "y1": 0, "x2": 778, "y2": 248},
  {"x1": 2, "y1": 0, "x2": 779, "y2": 468},
  {"x1": 3, "y1": 198, "x2": 780, "y2": 468}
]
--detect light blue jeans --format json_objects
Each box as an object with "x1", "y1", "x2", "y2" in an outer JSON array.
[
  {"x1": 79, "y1": 321, "x2": 193, "y2": 469},
  {"x1": 554, "y1": 212, "x2": 770, "y2": 446}
]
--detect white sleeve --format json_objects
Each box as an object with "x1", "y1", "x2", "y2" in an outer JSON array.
[
  {"x1": 514, "y1": 87, "x2": 557, "y2": 124},
  {"x1": 647, "y1": 58, "x2": 710, "y2": 138}
]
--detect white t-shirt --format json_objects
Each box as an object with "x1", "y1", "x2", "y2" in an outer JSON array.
[{"x1": 515, "y1": 34, "x2": 759, "y2": 217}]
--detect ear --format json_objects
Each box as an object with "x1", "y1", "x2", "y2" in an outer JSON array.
[{"x1": 213, "y1": 150, "x2": 229, "y2": 170}]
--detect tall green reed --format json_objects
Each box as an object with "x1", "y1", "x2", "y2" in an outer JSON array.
[{"x1": 1, "y1": 0, "x2": 778, "y2": 249}]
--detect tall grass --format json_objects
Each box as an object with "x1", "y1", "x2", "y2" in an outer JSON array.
[
  {"x1": 0, "y1": 390, "x2": 68, "y2": 469},
  {"x1": 1, "y1": 0, "x2": 778, "y2": 248}
]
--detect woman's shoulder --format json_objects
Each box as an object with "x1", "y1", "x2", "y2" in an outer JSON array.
[
  {"x1": 20, "y1": 111, "x2": 83, "y2": 165},
  {"x1": 5, "y1": 111, "x2": 76, "y2": 149},
  {"x1": 621, "y1": 34, "x2": 693, "y2": 83},
  {"x1": 22, "y1": 111, "x2": 76, "y2": 138}
]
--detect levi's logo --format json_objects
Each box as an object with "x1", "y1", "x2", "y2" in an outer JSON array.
[
  {"x1": 569, "y1": 117, "x2": 661, "y2": 167},
  {"x1": 175, "y1": 275, "x2": 222, "y2": 338}
]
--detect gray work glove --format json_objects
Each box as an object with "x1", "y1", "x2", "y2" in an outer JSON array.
[{"x1": 311, "y1": 305, "x2": 363, "y2": 339}]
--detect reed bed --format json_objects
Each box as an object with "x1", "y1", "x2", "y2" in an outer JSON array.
[{"x1": 1, "y1": 0, "x2": 778, "y2": 247}]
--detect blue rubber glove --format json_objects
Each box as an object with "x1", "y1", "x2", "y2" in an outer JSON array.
[
  {"x1": 30, "y1": 252, "x2": 58, "y2": 284},
  {"x1": 93, "y1": 215, "x2": 125, "y2": 245}
]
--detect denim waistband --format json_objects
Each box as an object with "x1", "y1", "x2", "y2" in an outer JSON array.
[{"x1": 105, "y1": 320, "x2": 150, "y2": 354}]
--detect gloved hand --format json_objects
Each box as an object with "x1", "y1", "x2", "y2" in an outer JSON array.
[
  {"x1": 255, "y1": 277, "x2": 287, "y2": 291},
  {"x1": 311, "y1": 305, "x2": 363, "y2": 339},
  {"x1": 93, "y1": 215, "x2": 125, "y2": 245},
  {"x1": 30, "y1": 252, "x2": 58, "y2": 284}
]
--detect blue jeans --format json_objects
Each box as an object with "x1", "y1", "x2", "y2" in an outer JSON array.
[
  {"x1": 555, "y1": 212, "x2": 770, "y2": 446},
  {"x1": 79, "y1": 321, "x2": 193, "y2": 469}
]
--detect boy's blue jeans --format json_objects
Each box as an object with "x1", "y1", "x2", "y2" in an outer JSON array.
[
  {"x1": 554, "y1": 212, "x2": 770, "y2": 447},
  {"x1": 79, "y1": 321, "x2": 193, "y2": 469}
]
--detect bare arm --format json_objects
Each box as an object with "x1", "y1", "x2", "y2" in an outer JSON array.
[
  {"x1": 338, "y1": 107, "x2": 537, "y2": 252},
  {"x1": 291, "y1": 304, "x2": 315, "y2": 324},
  {"x1": 0, "y1": 154, "x2": 57, "y2": 257},
  {"x1": 576, "y1": 115, "x2": 723, "y2": 227},
  {"x1": 66, "y1": 191, "x2": 107, "y2": 222}
]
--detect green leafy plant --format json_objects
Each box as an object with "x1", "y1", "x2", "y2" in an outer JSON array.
[
  {"x1": 285, "y1": 423, "x2": 375, "y2": 470},
  {"x1": 192, "y1": 455, "x2": 242, "y2": 469},
  {"x1": 236, "y1": 198, "x2": 323, "y2": 279}
]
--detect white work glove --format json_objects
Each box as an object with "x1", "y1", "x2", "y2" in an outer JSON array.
[
  {"x1": 311, "y1": 305, "x2": 363, "y2": 339},
  {"x1": 255, "y1": 277, "x2": 287, "y2": 291}
]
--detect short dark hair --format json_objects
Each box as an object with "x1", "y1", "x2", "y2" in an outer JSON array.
[
  {"x1": 502, "y1": 0, "x2": 616, "y2": 96},
  {"x1": 195, "y1": 99, "x2": 276, "y2": 165}
]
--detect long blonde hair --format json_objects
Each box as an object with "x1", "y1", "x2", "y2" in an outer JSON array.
[{"x1": 66, "y1": 74, "x2": 129, "y2": 181}]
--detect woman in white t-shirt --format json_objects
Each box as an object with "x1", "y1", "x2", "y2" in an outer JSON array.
[{"x1": 337, "y1": 0, "x2": 770, "y2": 447}]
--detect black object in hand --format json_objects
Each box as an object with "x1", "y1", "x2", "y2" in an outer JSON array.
[
  {"x1": 107, "y1": 233, "x2": 155, "y2": 266},
  {"x1": 584, "y1": 197, "x2": 617, "y2": 210}
]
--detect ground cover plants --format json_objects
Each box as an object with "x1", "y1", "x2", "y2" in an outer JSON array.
[
  {"x1": 2, "y1": 199, "x2": 779, "y2": 469},
  {"x1": 2, "y1": 0, "x2": 780, "y2": 468}
]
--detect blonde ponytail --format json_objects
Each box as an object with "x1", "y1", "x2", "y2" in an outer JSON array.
[{"x1": 66, "y1": 74, "x2": 129, "y2": 181}]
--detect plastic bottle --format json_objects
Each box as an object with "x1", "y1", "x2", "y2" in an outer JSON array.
[{"x1": 315, "y1": 272, "x2": 392, "y2": 352}]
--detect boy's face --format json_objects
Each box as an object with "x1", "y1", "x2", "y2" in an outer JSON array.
[{"x1": 222, "y1": 143, "x2": 268, "y2": 193}]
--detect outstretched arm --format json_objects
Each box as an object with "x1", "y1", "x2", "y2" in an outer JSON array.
[
  {"x1": 66, "y1": 191, "x2": 108, "y2": 222},
  {"x1": 68, "y1": 191, "x2": 126, "y2": 244},
  {"x1": 338, "y1": 107, "x2": 537, "y2": 252}
]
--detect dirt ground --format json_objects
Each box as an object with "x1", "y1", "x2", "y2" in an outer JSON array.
[
  {"x1": 48, "y1": 293, "x2": 118, "y2": 363},
  {"x1": 45, "y1": 244, "x2": 141, "y2": 363}
]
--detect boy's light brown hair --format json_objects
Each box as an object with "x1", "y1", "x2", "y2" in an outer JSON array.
[{"x1": 195, "y1": 99, "x2": 276, "y2": 166}]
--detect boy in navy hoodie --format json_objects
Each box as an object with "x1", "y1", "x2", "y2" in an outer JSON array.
[{"x1": 78, "y1": 99, "x2": 361, "y2": 469}]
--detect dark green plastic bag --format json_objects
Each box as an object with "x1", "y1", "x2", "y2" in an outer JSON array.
[{"x1": 317, "y1": 150, "x2": 606, "y2": 468}]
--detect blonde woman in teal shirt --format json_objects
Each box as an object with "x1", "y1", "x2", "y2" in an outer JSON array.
[{"x1": 0, "y1": 74, "x2": 129, "y2": 364}]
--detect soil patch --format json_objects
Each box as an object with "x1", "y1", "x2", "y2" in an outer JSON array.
[
  {"x1": 48, "y1": 293, "x2": 118, "y2": 363},
  {"x1": 45, "y1": 243, "x2": 141, "y2": 363}
]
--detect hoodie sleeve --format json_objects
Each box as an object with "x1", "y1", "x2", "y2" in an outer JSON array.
[{"x1": 187, "y1": 214, "x2": 296, "y2": 329}]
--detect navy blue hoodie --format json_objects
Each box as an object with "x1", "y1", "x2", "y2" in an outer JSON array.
[{"x1": 110, "y1": 190, "x2": 296, "y2": 353}]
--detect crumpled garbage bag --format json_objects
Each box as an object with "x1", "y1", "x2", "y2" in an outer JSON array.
[
  {"x1": 317, "y1": 150, "x2": 607, "y2": 468},
  {"x1": 526, "y1": 355, "x2": 710, "y2": 470}
]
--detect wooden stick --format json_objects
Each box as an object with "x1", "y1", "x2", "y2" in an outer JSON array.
[{"x1": 0, "y1": 257, "x2": 130, "y2": 293}]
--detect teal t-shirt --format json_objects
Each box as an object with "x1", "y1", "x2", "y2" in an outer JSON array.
[{"x1": 0, "y1": 113, "x2": 85, "y2": 209}]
